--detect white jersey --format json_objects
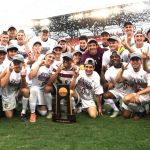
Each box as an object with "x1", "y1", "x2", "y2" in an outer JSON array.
[
  {"x1": 132, "y1": 42, "x2": 150, "y2": 64},
  {"x1": 2, "y1": 70, "x2": 21, "y2": 102},
  {"x1": 52, "y1": 56, "x2": 63, "y2": 68},
  {"x1": 102, "y1": 49, "x2": 111, "y2": 66},
  {"x1": 33, "y1": 37, "x2": 57, "y2": 54},
  {"x1": 121, "y1": 34, "x2": 135, "y2": 47},
  {"x1": 24, "y1": 54, "x2": 45, "y2": 87},
  {"x1": 75, "y1": 70, "x2": 103, "y2": 101},
  {"x1": 123, "y1": 67, "x2": 150, "y2": 92},
  {"x1": 0, "y1": 62, "x2": 7, "y2": 95},
  {"x1": 10, "y1": 40, "x2": 27, "y2": 57},
  {"x1": 30, "y1": 63, "x2": 53, "y2": 89},
  {"x1": 102, "y1": 49, "x2": 129, "y2": 66},
  {"x1": 105, "y1": 64, "x2": 133, "y2": 95},
  {"x1": 131, "y1": 42, "x2": 150, "y2": 54},
  {"x1": 2, "y1": 56, "x2": 13, "y2": 69}
]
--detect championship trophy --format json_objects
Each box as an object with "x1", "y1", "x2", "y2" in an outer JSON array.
[{"x1": 52, "y1": 84, "x2": 76, "y2": 123}]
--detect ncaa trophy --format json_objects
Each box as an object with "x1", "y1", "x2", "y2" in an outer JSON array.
[{"x1": 52, "y1": 84, "x2": 76, "y2": 123}]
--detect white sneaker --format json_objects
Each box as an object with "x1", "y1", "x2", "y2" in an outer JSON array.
[
  {"x1": 46, "y1": 112, "x2": 52, "y2": 119},
  {"x1": 110, "y1": 111, "x2": 119, "y2": 118}
]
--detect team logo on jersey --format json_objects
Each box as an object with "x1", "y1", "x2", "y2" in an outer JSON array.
[
  {"x1": 76, "y1": 77, "x2": 92, "y2": 100},
  {"x1": 38, "y1": 73, "x2": 49, "y2": 81}
]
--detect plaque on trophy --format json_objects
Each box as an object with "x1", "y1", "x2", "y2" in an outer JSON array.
[{"x1": 52, "y1": 84, "x2": 76, "y2": 123}]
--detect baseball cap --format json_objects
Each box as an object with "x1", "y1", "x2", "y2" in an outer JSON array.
[
  {"x1": 41, "y1": 26, "x2": 49, "y2": 32},
  {"x1": 53, "y1": 44, "x2": 62, "y2": 50},
  {"x1": 8, "y1": 26, "x2": 17, "y2": 31},
  {"x1": 87, "y1": 38, "x2": 98, "y2": 45},
  {"x1": 13, "y1": 54, "x2": 24, "y2": 62},
  {"x1": 33, "y1": 41, "x2": 42, "y2": 46},
  {"x1": 7, "y1": 45, "x2": 18, "y2": 51},
  {"x1": 130, "y1": 52, "x2": 141, "y2": 60},
  {"x1": 134, "y1": 30, "x2": 145, "y2": 36},
  {"x1": 45, "y1": 50, "x2": 56, "y2": 56},
  {"x1": 110, "y1": 51, "x2": 120, "y2": 57},
  {"x1": 107, "y1": 36, "x2": 120, "y2": 43},
  {"x1": 0, "y1": 46, "x2": 7, "y2": 54},
  {"x1": 62, "y1": 52, "x2": 73, "y2": 60},
  {"x1": 124, "y1": 22, "x2": 133, "y2": 27},
  {"x1": 58, "y1": 38, "x2": 67, "y2": 43},
  {"x1": 72, "y1": 50, "x2": 83, "y2": 56},
  {"x1": 84, "y1": 58, "x2": 95, "y2": 66}
]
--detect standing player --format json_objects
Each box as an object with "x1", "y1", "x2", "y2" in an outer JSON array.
[
  {"x1": 35, "y1": 27, "x2": 57, "y2": 54},
  {"x1": 74, "y1": 35, "x2": 88, "y2": 53}
]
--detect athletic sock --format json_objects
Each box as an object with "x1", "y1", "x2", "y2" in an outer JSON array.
[
  {"x1": 21, "y1": 97, "x2": 28, "y2": 114},
  {"x1": 105, "y1": 99, "x2": 119, "y2": 111}
]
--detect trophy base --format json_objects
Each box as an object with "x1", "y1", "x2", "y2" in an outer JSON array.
[{"x1": 52, "y1": 113, "x2": 76, "y2": 123}]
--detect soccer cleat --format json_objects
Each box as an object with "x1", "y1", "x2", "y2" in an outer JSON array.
[
  {"x1": 46, "y1": 112, "x2": 52, "y2": 119},
  {"x1": 110, "y1": 111, "x2": 119, "y2": 118},
  {"x1": 20, "y1": 113, "x2": 27, "y2": 122},
  {"x1": 30, "y1": 113, "x2": 36, "y2": 123}
]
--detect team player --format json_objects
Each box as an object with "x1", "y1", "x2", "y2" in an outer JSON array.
[
  {"x1": 70, "y1": 58, "x2": 103, "y2": 118},
  {"x1": 104, "y1": 51, "x2": 131, "y2": 118},
  {"x1": 34, "y1": 26, "x2": 57, "y2": 54},
  {"x1": 1, "y1": 54, "x2": 29, "y2": 119},
  {"x1": 74, "y1": 35, "x2": 88, "y2": 53},
  {"x1": 116, "y1": 52, "x2": 150, "y2": 119},
  {"x1": 29, "y1": 51, "x2": 56, "y2": 122},
  {"x1": 0, "y1": 46, "x2": 7, "y2": 117},
  {"x1": 44, "y1": 52, "x2": 78, "y2": 112},
  {"x1": 122, "y1": 22, "x2": 135, "y2": 46}
]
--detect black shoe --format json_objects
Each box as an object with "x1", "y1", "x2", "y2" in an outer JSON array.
[{"x1": 21, "y1": 113, "x2": 27, "y2": 122}]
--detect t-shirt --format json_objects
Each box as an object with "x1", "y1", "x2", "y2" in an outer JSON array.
[
  {"x1": 10, "y1": 40, "x2": 27, "y2": 58},
  {"x1": 30, "y1": 63, "x2": 53, "y2": 89},
  {"x1": 102, "y1": 48, "x2": 129, "y2": 67},
  {"x1": 105, "y1": 63, "x2": 133, "y2": 94},
  {"x1": 33, "y1": 37, "x2": 57, "y2": 54},
  {"x1": 0, "y1": 62, "x2": 7, "y2": 95},
  {"x1": 131, "y1": 42, "x2": 150, "y2": 65},
  {"x1": 123, "y1": 67, "x2": 150, "y2": 92},
  {"x1": 2, "y1": 70, "x2": 21, "y2": 102},
  {"x1": 75, "y1": 70, "x2": 103, "y2": 101},
  {"x1": 81, "y1": 47, "x2": 105, "y2": 75},
  {"x1": 52, "y1": 65, "x2": 75, "y2": 84}
]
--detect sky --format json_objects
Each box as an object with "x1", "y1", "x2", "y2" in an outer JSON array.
[{"x1": 0, "y1": 0, "x2": 144, "y2": 31}]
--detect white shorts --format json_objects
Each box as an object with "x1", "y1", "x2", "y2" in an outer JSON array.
[
  {"x1": 30, "y1": 86, "x2": 46, "y2": 105},
  {"x1": 2, "y1": 91, "x2": 19, "y2": 111},
  {"x1": 81, "y1": 99, "x2": 96, "y2": 109},
  {"x1": 109, "y1": 89, "x2": 126, "y2": 100}
]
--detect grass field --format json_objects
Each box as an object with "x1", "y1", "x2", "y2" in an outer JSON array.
[{"x1": 0, "y1": 113, "x2": 150, "y2": 150}]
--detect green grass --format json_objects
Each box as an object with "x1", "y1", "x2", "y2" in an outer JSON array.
[{"x1": 0, "y1": 114, "x2": 150, "y2": 150}]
